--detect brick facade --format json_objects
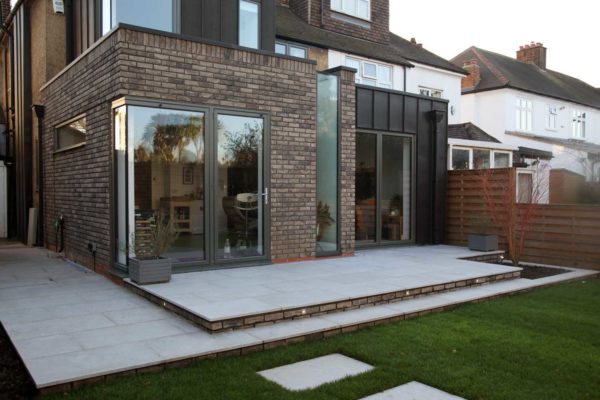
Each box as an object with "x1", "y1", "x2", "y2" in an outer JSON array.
[
  {"x1": 41, "y1": 27, "x2": 331, "y2": 274},
  {"x1": 289, "y1": 0, "x2": 389, "y2": 44}
]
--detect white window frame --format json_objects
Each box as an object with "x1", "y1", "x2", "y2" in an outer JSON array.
[
  {"x1": 275, "y1": 40, "x2": 308, "y2": 59},
  {"x1": 516, "y1": 98, "x2": 533, "y2": 132},
  {"x1": 419, "y1": 86, "x2": 443, "y2": 99},
  {"x1": 572, "y1": 109, "x2": 586, "y2": 139},
  {"x1": 448, "y1": 146, "x2": 513, "y2": 170},
  {"x1": 331, "y1": 0, "x2": 371, "y2": 20},
  {"x1": 546, "y1": 105, "x2": 557, "y2": 131},
  {"x1": 345, "y1": 56, "x2": 392, "y2": 89}
]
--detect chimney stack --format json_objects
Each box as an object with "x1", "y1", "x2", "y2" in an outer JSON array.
[
  {"x1": 461, "y1": 59, "x2": 481, "y2": 90},
  {"x1": 516, "y1": 42, "x2": 547, "y2": 69}
]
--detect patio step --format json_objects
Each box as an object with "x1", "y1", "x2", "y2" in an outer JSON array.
[{"x1": 124, "y1": 253, "x2": 519, "y2": 333}]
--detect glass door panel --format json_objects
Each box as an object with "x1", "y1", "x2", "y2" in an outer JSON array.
[
  {"x1": 129, "y1": 106, "x2": 206, "y2": 263},
  {"x1": 216, "y1": 114, "x2": 264, "y2": 260},
  {"x1": 355, "y1": 133, "x2": 377, "y2": 243},
  {"x1": 381, "y1": 135, "x2": 411, "y2": 241}
]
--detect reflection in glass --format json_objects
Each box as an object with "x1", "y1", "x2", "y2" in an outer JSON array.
[
  {"x1": 355, "y1": 133, "x2": 377, "y2": 242},
  {"x1": 473, "y1": 149, "x2": 490, "y2": 169},
  {"x1": 130, "y1": 106, "x2": 205, "y2": 263},
  {"x1": 452, "y1": 148, "x2": 469, "y2": 170},
  {"x1": 104, "y1": 0, "x2": 174, "y2": 35},
  {"x1": 494, "y1": 152, "x2": 510, "y2": 168},
  {"x1": 316, "y1": 73, "x2": 339, "y2": 253},
  {"x1": 381, "y1": 136, "x2": 411, "y2": 241},
  {"x1": 239, "y1": 0, "x2": 259, "y2": 49},
  {"x1": 217, "y1": 114, "x2": 264, "y2": 260}
]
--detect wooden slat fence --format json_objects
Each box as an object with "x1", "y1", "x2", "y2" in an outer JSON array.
[{"x1": 447, "y1": 168, "x2": 600, "y2": 270}]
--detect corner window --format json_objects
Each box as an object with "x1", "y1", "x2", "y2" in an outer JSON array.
[
  {"x1": 331, "y1": 0, "x2": 371, "y2": 20},
  {"x1": 346, "y1": 57, "x2": 392, "y2": 89},
  {"x1": 450, "y1": 147, "x2": 511, "y2": 170},
  {"x1": 102, "y1": 0, "x2": 179, "y2": 35},
  {"x1": 546, "y1": 105, "x2": 557, "y2": 130},
  {"x1": 572, "y1": 110, "x2": 586, "y2": 139},
  {"x1": 419, "y1": 86, "x2": 443, "y2": 99},
  {"x1": 516, "y1": 98, "x2": 533, "y2": 132},
  {"x1": 55, "y1": 115, "x2": 87, "y2": 151},
  {"x1": 239, "y1": 0, "x2": 259, "y2": 49},
  {"x1": 275, "y1": 41, "x2": 307, "y2": 59}
]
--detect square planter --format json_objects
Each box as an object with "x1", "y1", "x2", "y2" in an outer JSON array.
[
  {"x1": 129, "y1": 257, "x2": 172, "y2": 285},
  {"x1": 468, "y1": 234, "x2": 498, "y2": 252}
]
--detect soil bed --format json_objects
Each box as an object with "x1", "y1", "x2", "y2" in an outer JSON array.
[
  {"x1": 519, "y1": 264, "x2": 570, "y2": 280},
  {"x1": 0, "y1": 323, "x2": 36, "y2": 400}
]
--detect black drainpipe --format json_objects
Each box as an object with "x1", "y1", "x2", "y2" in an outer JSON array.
[
  {"x1": 320, "y1": 0, "x2": 324, "y2": 27},
  {"x1": 32, "y1": 104, "x2": 44, "y2": 247}
]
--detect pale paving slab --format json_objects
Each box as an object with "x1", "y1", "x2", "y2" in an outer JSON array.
[
  {"x1": 361, "y1": 381, "x2": 465, "y2": 400},
  {"x1": 258, "y1": 354, "x2": 374, "y2": 391}
]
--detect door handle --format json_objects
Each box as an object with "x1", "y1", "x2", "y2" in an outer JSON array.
[{"x1": 262, "y1": 188, "x2": 269, "y2": 205}]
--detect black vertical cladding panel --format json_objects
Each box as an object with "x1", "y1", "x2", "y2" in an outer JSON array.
[
  {"x1": 72, "y1": 0, "x2": 81, "y2": 57},
  {"x1": 260, "y1": 0, "x2": 276, "y2": 51},
  {"x1": 373, "y1": 91, "x2": 389, "y2": 131},
  {"x1": 404, "y1": 96, "x2": 417, "y2": 134},
  {"x1": 87, "y1": 0, "x2": 95, "y2": 46},
  {"x1": 389, "y1": 94, "x2": 403, "y2": 132},
  {"x1": 220, "y1": 0, "x2": 238, "y2": 44},
  {"x1": 203, "y1": 0, "x2": 221, "y2": 41},
  {"x1": 356, "y1": 88, "x2": 373, "y2": 129},
  {"x1": 433, "y1": 101, "x2": 448, "y2": 244},
  {"x1": 416, "y1": 99, "x2": 432, "y2": 245},
  {"x1": 181, "y1": 0, "x2": 203, "y2": 37},
  {"x1": 81, "y1": 0, "x2": 88, "y2": 53}
]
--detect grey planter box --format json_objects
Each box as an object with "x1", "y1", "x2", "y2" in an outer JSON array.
[
  {"x1": 129, "y1": 257, "x2": 172, "y2": 285},
  {"x1": 468, "y1": 234, "x2": 498, "y2": 252}
]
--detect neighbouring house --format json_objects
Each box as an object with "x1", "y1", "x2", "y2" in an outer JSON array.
[
  {"x1": 452, "y1": 43, "x2": 600, "y2": 203},
  {"x1": 0, "y1": 0, "x2": 465, "y2": 276}
]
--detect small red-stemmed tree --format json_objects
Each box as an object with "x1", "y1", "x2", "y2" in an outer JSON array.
[{"x1": 479, "y1": 165, "x2": 548, "y2": 266}]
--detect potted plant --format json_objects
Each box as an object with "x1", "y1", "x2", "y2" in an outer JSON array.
[
  {"x1": 468, "y1": 215, "x2": 498, "y2": 252},
  {"x1": 129, "y1": 211, "x2": 179, "y2": 285},
  {"x1": 316, "y1": 201, "x2": 335, "y2": 241}
]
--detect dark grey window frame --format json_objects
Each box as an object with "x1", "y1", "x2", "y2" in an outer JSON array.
[
  {"x1": 111, "y1": 97, "x2": 271, "y2": 273},
  {"x1": 355, "y1": 130, "x2": 416, "y2": 249},
  {"x1": 54, "y1": 113, "x2": 87, "y2": 153},
  {"x1": 275, "y1": 40, "x2": 308, "y2": 59}
]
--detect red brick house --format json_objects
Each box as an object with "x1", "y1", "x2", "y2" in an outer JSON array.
[{"x1": 0, "y1": 0, "x2": 464, "y2": 276}]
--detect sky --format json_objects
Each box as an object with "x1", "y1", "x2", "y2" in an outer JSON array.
[{"x1": 390, "y1": 0, "x2": 600, "y2": 88}]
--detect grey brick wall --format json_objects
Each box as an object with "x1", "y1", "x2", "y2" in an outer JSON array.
[{"x1": 42, "y1": 27, "x2": 323, "y2": 274}]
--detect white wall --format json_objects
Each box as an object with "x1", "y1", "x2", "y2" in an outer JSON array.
[
  {"x1": 0, "y1": 161, "x2": 6, "y2": 238},
  {"x1": 328, "y1": 50, "x2": 464, "y2": 123},
  {"x1": 461, "y1": 88, "x2": 600, "y2": 180}
]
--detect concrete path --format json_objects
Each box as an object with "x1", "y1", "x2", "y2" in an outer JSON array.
[
  {"x1": 0, "y1": 247, "x2": 596, "y2": 390},
  {"x1": 361, "y1": 381, "x2": 465, "y2": 399}
]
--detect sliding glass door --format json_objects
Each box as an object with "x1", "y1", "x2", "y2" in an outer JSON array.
[
  {"x1": 115, "y1": 102, "x2": 269, "y2": 269},
  {"x1": 355, "y1": 132, "x2": 413, "y2": 246}
]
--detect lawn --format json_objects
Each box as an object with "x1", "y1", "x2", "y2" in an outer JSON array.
[{"x1": 46, "y1": 279, "x2": 599, "y2": 400}]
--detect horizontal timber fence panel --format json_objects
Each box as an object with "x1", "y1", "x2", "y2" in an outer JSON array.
[{"x1": 446, "y1": 169, "x2": 600, "y2": 270}]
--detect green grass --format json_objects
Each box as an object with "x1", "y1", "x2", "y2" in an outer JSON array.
[{"x1": 47, "y1": 279, "x2": 600, "y2": 400}]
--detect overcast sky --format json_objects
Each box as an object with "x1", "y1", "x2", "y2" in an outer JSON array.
[{"x1": 390, "y1": 0, "x2": 600, "y2": 88}]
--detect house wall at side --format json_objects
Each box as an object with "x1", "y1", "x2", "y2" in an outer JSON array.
[{"x1": 328, "y1": 50, "x2": 462, "y2": 123}]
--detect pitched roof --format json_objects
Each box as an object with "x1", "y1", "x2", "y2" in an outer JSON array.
[
  {"x1": 506, "y1": 131, "x2": 600, "y2": 155},
  {"x1": 389, "y1": 34, "x2": 466, "y2": 75},
  {"x1": 448, "y1": 122, "x2": 501, "y2": 143},
  {"x1": 275, "y1": 6, "x2": 464, "y2": 74},
  {"x1": 451, "y1": 47, "x2": 600, "y2": 110}
]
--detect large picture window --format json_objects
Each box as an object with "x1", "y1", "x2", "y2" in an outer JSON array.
[{"x1": 102, "y1": 0, "x2": 178, "y2": 35}]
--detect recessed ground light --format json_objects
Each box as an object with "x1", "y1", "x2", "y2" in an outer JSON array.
[
  {"x1": 162, "y1": 301, "x2": 167, "y2": 307},
  {"x1": 475, "y1": 279, "x2": 480, "y2": 283},
  {"x1": 406, "y1": 290, "x2": 410, "y2": 295},
  {"x1": 302, "y1": 309, "x2": 306, "y2": 315}
]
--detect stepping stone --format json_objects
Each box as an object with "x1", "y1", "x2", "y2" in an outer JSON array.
[
  {"x1": 361, "y1": 381, "x2": 465, "y2": 399},
  {"x1": 258, "y1": 353, "x2": 373, "y2": 391}
]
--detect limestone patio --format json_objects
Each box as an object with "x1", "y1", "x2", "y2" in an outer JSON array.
[{"x1": 0, "y1": 245, "x2": 596, "y2": 392}]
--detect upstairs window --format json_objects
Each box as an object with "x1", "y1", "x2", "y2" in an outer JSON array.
[
  {"x1": 239, "y1": 0, "x2": 259, "y2": 49},
  {"x1": 546, "y1": 105, "x2": 557, "y2": 130},
  {"x1": 275, "y1": 41, "x2": 308, "y2": 58},
  {"x1": 345, "y1": 57, "x2": 392, "y2": 89},
  {"x1": 572, "y1": 110, "x2": 586, "y2": 139},
  {"x1": 419, "y1": 86, "x2": 444, "y2": 98},
  {"x1": 516, "y1": 98, "x2": 533, "y2": 132},
  {"x1": 331, "y1": 0, "x2": 370, "y2": 20},
  {"x1": 56, "y1": 115, "x2": 87, "y2": 152},
  {"x1": 102, "y1": 0, "x2": 178, "y2": 35}
]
